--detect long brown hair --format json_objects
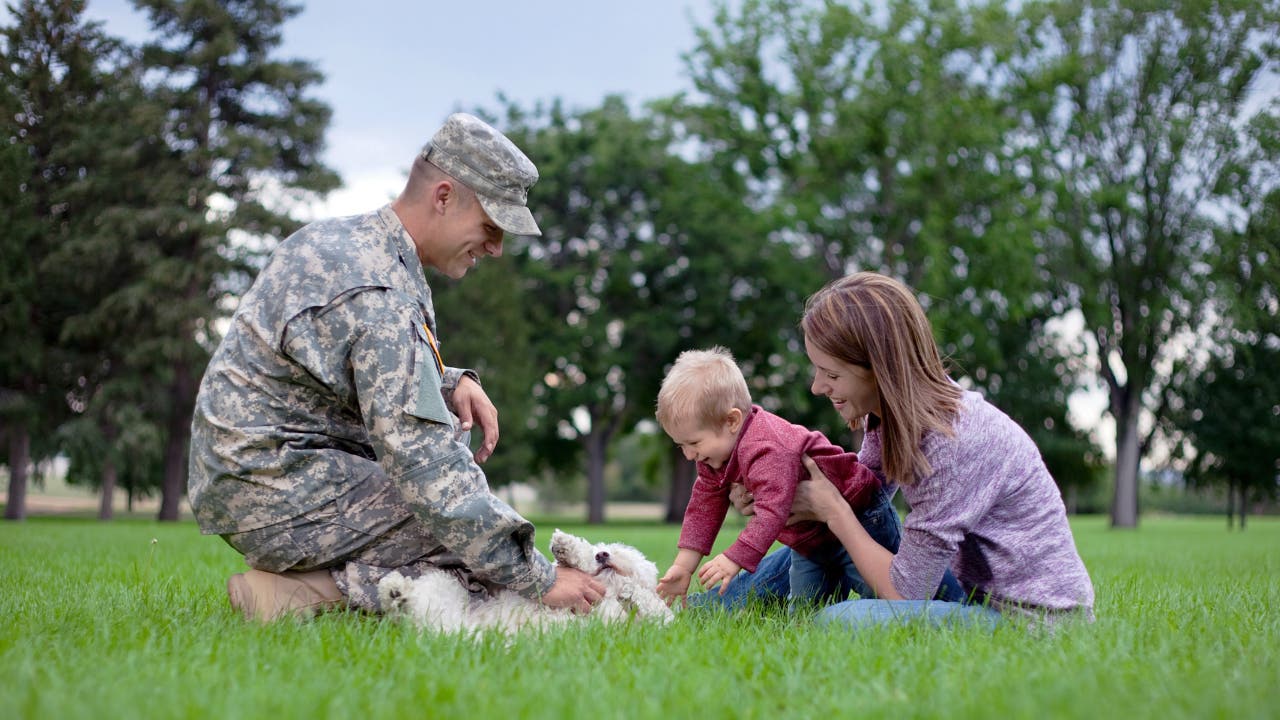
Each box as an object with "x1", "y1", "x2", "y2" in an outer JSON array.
[{"x1": 801, "y1": 272, "x2": 962, "y2": 485}]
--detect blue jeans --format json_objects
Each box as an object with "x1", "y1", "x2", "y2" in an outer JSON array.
[
  {"x1": 816, "y1": 600, "x2": 1003, "y2": 630},
  {"x1": 691, "y1": 489, "x2": 966, "y2": 609}
]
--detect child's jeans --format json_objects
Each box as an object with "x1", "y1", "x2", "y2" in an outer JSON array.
[
  {"x1": 788, "y1": 490, "x2": 966, "y2": 605},
  {"x1": 693, "y1": 488, "x2": 966, "y2": 609}
]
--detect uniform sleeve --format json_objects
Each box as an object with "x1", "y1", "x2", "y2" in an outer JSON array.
[
  {"x1": 439, "y1": 366, "x2": 478, "y2": 409},
  {"x1": 283, "y1": 289, "x2": 555, "y2": 599}
]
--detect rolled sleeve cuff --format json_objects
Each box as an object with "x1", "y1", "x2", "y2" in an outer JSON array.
[
  {"x1": 440, "y1": 366, "x2": 479, "y2": 409},
  {"x1": 395, "y1": 451, "x2": 555, "y2": 600},
  {"x1": 508, "y1": 555, "x2": 557, "y2": 600}
]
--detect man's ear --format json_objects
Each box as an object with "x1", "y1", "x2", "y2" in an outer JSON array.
[{"x1": 430, "y1": 179, "x2": 455, "y2": 214}]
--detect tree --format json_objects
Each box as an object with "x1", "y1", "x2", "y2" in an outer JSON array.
[
  {"x1": 1171, "y1": 135, "x2": 1280, "y2": 528},
  {"x1": 636, "y1": 109, "x2": 816, "y2": 522},
  {"x1": 671, "y1": 0, "x2": 1097, "y2": 492},
  {"x1": 125, "y1": 0, "x2": 339, "y2": 519},
  {"x1": 48, "y1": 56, "x2": 188, "y2": 516},
  {"x1": 0, "y1": 16, "x2": 38, "y2": 519},
  {"x1": 495, "y1": 95, "x2": 803, "y2": 523},
  {"x1": 1177, "y1": 340, "x2": 1280, "y2": 529},
  {"x1": 0, "y1": 0, "x2": 122, "y2": 520},
  {"x1": 429, "y1": 252, "x2": 540, "y2": 491},
  {"x1": 1009, "y1": 0, "x2": 1280, "y2": 527},
  {"x1": 496, "y1": 97, "x2": 693, "y2": 523}
]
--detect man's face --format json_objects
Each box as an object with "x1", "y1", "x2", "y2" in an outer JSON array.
[{"x1": 429, "y1": 187, "x2": 505, "y2": 279}]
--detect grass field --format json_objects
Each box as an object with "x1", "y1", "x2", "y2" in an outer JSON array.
[{"x1": 2, "y1": 514, "x2": 1276, "y2": 719}]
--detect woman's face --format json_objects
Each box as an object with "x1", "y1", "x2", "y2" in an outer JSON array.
[{"x1": 804, "y1": 336, "x2": 881, "y2": 426}]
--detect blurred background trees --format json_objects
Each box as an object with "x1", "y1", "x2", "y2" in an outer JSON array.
[
  {"x1": 1, "y1": 0, "x2": 337, "y2": 520},
  {"x1": 2, "y1": 0, "x2": 1277, "y2": 527}
]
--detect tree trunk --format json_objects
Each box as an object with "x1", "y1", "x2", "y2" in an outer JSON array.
[
  {"x1": 98, "y1": 456, "x2": 117, "y2": 521},
  {"x1": 1226, "y1": 481, "x2": 1235, "y2": 530},
  {"x1": 4, "y1": 428, "x2": 30, "y2": 521},
  {"x1": 1239, "y1": 484, "x2": 1248, "y2": 531},
  {"x1": 665, "y1": 447, "x2": 695, "y2": 524},
  {"x1": 158, "y1": 361, "x2": 195, "y2": 521},
  {"x1": 1110, "y1": 395, "x2": 1141, "y2": 529},
  {"x1": 585, "y1": 429, "x2": 608, "y2": 524}
]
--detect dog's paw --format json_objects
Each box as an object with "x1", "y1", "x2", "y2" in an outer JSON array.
[{"x1": 550, "y1": 529, "x2": 597, "y2": 571}]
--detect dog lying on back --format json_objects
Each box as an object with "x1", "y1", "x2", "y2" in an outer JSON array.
[{"x1": 378, "y1": 529, "x2": 673, "y2": 634}]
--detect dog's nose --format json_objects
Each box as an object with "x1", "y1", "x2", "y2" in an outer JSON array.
[{"x1": 595, "y1": 551, "x2": 610, "y2": 565}]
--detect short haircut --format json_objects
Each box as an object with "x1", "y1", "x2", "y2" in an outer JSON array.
[
  {"x1": 406, "y1": 155, "x2": 477, "y2": 207},
  {"x1": 656, "y1": 346, "x2": 753, "y2": 430}
]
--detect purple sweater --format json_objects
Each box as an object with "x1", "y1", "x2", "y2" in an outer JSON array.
[{"x1": 860, "y1": 390, "x2": 1094, "y2": 619}]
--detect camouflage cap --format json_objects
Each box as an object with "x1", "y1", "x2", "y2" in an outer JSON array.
[{"x1": 421, "y1": 113, "x2": 542, "y2": 237}]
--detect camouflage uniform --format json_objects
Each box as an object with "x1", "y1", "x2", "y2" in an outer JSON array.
[{"x1": 188, "y1": 201, "x2": 555, "y2": 612}]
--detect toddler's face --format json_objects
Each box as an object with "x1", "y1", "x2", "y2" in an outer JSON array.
[{"x1": 664, "y1": 415, "x2": 740, "y2": 470}]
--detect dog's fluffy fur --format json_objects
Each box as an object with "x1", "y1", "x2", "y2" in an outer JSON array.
[{"x1": 377, "y1": 529, "x2": 673, "y2": 634}]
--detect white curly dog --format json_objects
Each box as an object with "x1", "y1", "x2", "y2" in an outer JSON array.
[{"x1": 377, "y1": 529, "x2": 673, "y2": 634}]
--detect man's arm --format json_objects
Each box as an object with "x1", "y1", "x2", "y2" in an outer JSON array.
[{"x1": 287, "y1": 290, "x2": 556, "y2": 599}]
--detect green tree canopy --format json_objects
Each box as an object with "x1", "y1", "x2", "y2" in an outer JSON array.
[
  {"x1": 1010, "y1": 0, "x2": 1280, "y2": 527},
  {"x1": 669, "y1": 0, "x2": 1099, "y2": 490},
  {"x1": 0, "y1": 0, "x2": 124, "y2": 519}
]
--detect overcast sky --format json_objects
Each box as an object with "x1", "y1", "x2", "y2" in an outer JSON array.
[{"x1": 85, "y1": 0, "x2": 723, "y2": 217}]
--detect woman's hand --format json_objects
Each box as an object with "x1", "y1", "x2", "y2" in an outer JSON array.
[
  {"x1": 729, "y1": 483, "x2": 755, "y2": 516},
  {"x1": 787, "y1": 455, "x2": 850, "y2": 525}
]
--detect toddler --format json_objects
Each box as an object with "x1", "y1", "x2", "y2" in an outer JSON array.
[{"x1": 654, "y1": 347, "x2": 962, "y2": 606}]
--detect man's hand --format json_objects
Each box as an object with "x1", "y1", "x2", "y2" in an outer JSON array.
[
  {"x1": 452, "y1": 374, "x2": 500, "y2": 463},
  {"x1": 696, "y1": 553, "x2": 742, "y2": 596},
  {"x1": 657, "y1": 565, "x2": 693, "y2": 607},
  {"x1": 729, "y1": 483, "x2": 756, "y2": 516},
  {"x1": 540, "y1": 566, "x2": 605, "y2": 615}
]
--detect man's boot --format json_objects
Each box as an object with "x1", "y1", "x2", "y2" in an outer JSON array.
[{"x1": 227, "y1": 568, "x2": 345, "y2": 622}]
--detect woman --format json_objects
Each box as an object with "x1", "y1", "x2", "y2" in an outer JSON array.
[{"x1": 788, "y1": 271, "x2": 1094, "y2": 628}]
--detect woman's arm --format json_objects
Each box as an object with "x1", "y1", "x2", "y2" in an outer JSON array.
[{"x1": 791, "y1": 455, "x2": 903, "y2": 600}]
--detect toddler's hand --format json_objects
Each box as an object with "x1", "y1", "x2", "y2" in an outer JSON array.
[
  {"x1": 696, "y1": 554, "x2": 743, "y2": 596},
  {"x1": 657, "y1": 565, "x2": 692, "y2": 607}
]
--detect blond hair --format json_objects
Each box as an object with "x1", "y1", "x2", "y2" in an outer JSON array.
[
  {"x1": 801, "y1": 272, "x2": 961, "y2": 485},
  {"x1": 656, "y1": 346, "x2": 753, "y2": 430}
]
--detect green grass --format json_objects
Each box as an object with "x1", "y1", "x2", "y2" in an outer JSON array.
[{"x1": 2, "y1": 515, "x2": 1276, "y2": 719}]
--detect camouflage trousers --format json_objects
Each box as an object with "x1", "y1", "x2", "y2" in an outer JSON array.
[{"x1": 222, "y1": 474, "x2": 487, "y2": 613}]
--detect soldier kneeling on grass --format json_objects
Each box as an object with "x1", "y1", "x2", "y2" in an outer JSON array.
[{"x1": 188, "y1": 113, "x2": 603, "y2": 621}]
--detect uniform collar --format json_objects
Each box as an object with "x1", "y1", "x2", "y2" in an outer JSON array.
[
  {"x1": 374, "y1": 204, "x2": 437, "y2": 324},
  {"x1": 375, "y1": 205, "x2": 424, "y2": 274}
]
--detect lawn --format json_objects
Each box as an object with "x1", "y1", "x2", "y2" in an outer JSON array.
[{"x1": 1, "y1": 514, "x2": 1276, "y2": 719}]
